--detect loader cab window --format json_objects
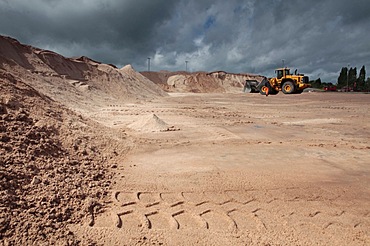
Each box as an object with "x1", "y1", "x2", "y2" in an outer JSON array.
[
  {"x1": 276, "y1": 69, "x2": 290, "y2": 79},
  {"x1": 276, "y1": 70, "x2": 284, "y2": 79}
]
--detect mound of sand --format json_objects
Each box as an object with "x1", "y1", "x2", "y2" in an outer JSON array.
[
  {"x1": 0, "y1": 75, "x2": 123, "y2": 245},
  {"x1": 141, "y1": 70, "x2": 265, "y2": 93},
  {"x1": 0, "y1": 35, "x2": 167, "y2": 113},
  {"x1": 127, "y1": 114, "x2": 176, "y2": 132}
]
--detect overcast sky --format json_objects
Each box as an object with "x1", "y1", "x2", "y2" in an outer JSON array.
[{"x1": 1, "y1": 0, "x2": 370, "y2": 82}]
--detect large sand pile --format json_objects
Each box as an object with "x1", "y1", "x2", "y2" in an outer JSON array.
[
  {"x1": 0, "y1": 69, "x2": 127, "y2": 245},
  {"x1": 0, "y1": 35, "x2": 169, "y2": 244},
  {"x1": 0, "y1": 35, "x2": 167, "y2": 113},
  {"x1": 141, "y1": 70, "x2": 265, "y2": 93}
]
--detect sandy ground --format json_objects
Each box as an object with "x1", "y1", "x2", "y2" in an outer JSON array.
[
  {"x1": 71, "y1": 92, "x2": 370, "y2": 245},
  {"x1": 3, "y1": 35, "x2": 369, "y2": 245}
]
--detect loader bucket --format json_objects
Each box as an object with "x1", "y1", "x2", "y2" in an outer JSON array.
[
  {"x1": 244, "y1": 80, "x2": 260, "y2": 93},
  {"x1": 244, "y1": 82, "x2": 252, "y2": 93}
]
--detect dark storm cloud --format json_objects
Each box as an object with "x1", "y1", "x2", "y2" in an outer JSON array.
[
  {"x1": 0, "y1": 0, "x2": 177, "y2": 64},
  {"x1": 1, "y1": 0, "x2": 370, "y2": 81}
]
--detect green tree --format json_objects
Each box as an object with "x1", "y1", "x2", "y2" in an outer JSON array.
[
  {"x1": 348, "y1": 67, "x2": 357, "y2": 89},
  {"x1": 337, "y1": 67, "x2": 348, "y2": 88},
  {"x1": 310, "y1": 78, "x2": 322, "y2": 88},
  {"x1": 357, "y1": 65, "x2": 366, "y2": 90},
  {"x1": 365, "y1": 77, "x2": 370, "y2": 91}
]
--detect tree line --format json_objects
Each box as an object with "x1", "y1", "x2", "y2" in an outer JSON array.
[
  {"x1": 311, "y1": 65, "x2": 370, "y2": 91},
  {"x1": 337, "y1": 65, "x2": 369, "y2": 91}
]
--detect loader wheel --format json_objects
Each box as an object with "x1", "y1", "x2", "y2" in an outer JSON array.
[
  {"x1": 259, "y1": 82, "x2": 278, "y2": 96},
  {"x1": 282, "y1": 81, "x2": 295, "y2": 94},
  {"x1": 259, "y1": 85, "x2": 269, "y2": 95}
]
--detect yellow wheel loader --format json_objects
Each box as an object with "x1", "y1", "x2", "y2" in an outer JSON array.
[{"x1": 245, "y1": 68, "x2": 310, "y2": 95}]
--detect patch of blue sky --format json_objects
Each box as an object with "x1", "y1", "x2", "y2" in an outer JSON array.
[{"x1": 203, "y1": 15, "x2": 216, "y2": 30}]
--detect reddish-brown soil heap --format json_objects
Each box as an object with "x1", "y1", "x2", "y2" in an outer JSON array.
[{"x1": 0, "y1": 75, "x2": 125, "y2": 245}]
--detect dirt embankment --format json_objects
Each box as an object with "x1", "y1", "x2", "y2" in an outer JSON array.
[
  {"x1": 141, "y1": 70, "x2": 265, "y2": 93},
  {"x1": 0, "y1": 35, "x2": 166, "y2": 113},
  {"x1": 0, "y1": 35, "x2": 145, "y2": 245},
  {"x1": 0, "y1": 65, "x2": 128, "y2": 245}
]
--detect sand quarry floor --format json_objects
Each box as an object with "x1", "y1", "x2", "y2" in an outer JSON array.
[{"x1": 71, "y1": 92, "x2": 370, "y2": 245}]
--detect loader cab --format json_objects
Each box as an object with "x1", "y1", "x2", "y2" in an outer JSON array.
[{"x1": 276, "y1": 68, "x2": 290, "y2": 79}]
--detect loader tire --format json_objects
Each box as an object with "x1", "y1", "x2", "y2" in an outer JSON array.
[
  {"x1": 259, "y1": 85, "x2": 269, "y2": 95},
  {"x1": 282, "y1": 81, "x2": 295, "y2": 94},
  {"x1": 259, "y1": 82, "x2": 278, "y2": 95}
]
